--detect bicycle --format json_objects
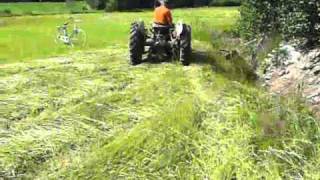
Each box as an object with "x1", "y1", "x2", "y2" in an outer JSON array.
[{"x1": 55, "y1": 17, "x2": 87, "y2": 47}]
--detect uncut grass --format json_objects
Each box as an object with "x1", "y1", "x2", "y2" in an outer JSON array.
[
  {"x1": 0, "y1": 2, "x2": 92, "y2": 16},
  {"x1": 0, "y1": 7, "x2": 238, "y2": 64}
]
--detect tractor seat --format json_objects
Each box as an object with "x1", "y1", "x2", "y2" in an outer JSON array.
[{"x1": 153, "y1": 22, "x2": 171, "y2": 35}]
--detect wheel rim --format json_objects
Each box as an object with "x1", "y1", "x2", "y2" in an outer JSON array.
[
  {"x1": 55, "y1": 34, "x2": 63, "y2": 45},
  {"x1": 70, "y1": 29, "x2": 87, "y2": 47}
]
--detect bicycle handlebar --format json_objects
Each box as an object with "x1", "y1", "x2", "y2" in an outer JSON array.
[{"x1": 57, "y1": 18, "x2": 81, "y2": 30}]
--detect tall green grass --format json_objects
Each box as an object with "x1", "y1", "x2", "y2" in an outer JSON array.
[
  {"x1": 0, "y1": 7, "x2": 238, "y2": 64},
  {"x1": 0, "y1": 2, "x2": 93, "y2": 16}
]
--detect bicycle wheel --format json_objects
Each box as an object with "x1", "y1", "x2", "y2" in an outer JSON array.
[
  {"x1": 55, "y1": 27, "x2": 65, "y2": 45},
  {"x1": 70, "y1": 29, "x2": 87, "y2": 47},
  {"x1": 55, "y1": 33, "x2": 62, "y2": 45}
]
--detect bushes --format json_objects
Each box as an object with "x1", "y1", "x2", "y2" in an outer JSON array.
[
  {"x1": 280, "y1": 0, "x2": 320, "y2": 46},
  {"x1": 210, "y1": 0, "x2": 241, "y2": 6},
  {"x1": 0, "y1": 9, "x2": 12, "y2": 16},
  {"x1": 105, "y1": 0, "x2": 117, "y2": 11},
  {"x1": 239, "y1": 0, "x2": 320, "y2": 46},
  {"x1": 85, "y1": 0, "x2": 106, "y2": 10},
  {"x1": 117, "y1": 0, "x2": 141, "y2": 10},
  {"x1": 238, "y1": 1, "x2": 281, "y2": 40},
  {"x1": 3, "y1": 9, "x2": 11, "y2": 14}
]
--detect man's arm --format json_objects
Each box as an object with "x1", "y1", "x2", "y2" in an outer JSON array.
[
  {"x1": 166, "y1": 10, "x2": 173, "y2": 25},
  {"x1": 153, "y1": 9, "x2": 158, "y2": 23}
]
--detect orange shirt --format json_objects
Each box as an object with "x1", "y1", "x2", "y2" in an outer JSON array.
[{"x1": 154, "y1": 5, "x2": 173, "y2": 25}]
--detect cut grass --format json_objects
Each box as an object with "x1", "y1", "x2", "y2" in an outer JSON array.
[
  {"x1": 0, "y1": 7, "x2": 239, "y2": 64},
  {"x1": 1, "y1": 43, "x2": 320, "y2": 179}
]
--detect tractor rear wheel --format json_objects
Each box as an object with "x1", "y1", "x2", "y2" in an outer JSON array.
[
  {"x1": 179, "y1": 25, "x2": 192, "y2": 66},
  {"x1": 129, "y1": 22, "x2": 144, "y2": 65}
]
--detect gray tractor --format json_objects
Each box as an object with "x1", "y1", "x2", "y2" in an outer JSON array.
[{"x1": 129, "y1": 21, "x2": 192, "y2": 65}]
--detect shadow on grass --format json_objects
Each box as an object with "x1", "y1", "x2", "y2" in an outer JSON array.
[
  {"x1": 141, "y1": 54, "x2": 173, "y2": 65},
  {"x1": 117, "y1": 9, "x2": 144, "y2": 13},
  {"x1": 134, "y1": 48, "x2": 257, "y2": 83},
  {"x1": 191, "y1": 49, "x2": 258, "y2": 82}
]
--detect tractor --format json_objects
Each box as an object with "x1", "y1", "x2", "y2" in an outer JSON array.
[{"x1": 129, "y1": 21, "x2": 192, "y2": 65}]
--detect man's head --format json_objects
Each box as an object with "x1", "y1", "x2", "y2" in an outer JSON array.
[{"x1": 158, "y1": 0, "x2": 168, "y2": 6}]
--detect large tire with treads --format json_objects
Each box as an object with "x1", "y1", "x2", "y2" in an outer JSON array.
[
  {"x1": 179, "y1": 24, "x2": 192, "y2": 66},
  {"x1": 129, "y1": 22, "x2": 144, "y2": 65}
]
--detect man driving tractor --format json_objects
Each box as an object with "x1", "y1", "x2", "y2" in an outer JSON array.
[
  {"x1": 154, "y1": 0, "x2": 173, "y2": 27},
  {"x1": 129, "y1": 0, "x2": 191, "y2": 65}
]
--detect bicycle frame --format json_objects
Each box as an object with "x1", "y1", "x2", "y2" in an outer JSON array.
[{"x1": 57, "y1": 24, "x2": 76, "y2": 43}]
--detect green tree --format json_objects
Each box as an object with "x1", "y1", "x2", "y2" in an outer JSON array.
[
  {"x1": 85, "y1": 0, "x2": 106, "y2": 9},
  {"x1": 239, "y1": 0, "x2": 320, "y2": 46}
]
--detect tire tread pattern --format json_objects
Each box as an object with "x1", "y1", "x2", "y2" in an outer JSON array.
[{"x1": 129, "y1": 22, "x2": 144, "y2": 65}]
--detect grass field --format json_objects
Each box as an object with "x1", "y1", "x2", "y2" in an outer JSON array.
[
  {"x1": 1, "y1": 6, "x2": 320, "y2": 179},
  {"x1": 0, "y1": 2, "x2": 93, "y2": 16},
  {"x1": 0, "y1": 7, "x2": 238, "y2": 64}
]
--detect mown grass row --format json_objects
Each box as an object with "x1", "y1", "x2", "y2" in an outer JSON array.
[
  {"x1": 0, "y1": 48, "x2": 194, "y2": 178},
  {"x1": 1, "y1": 42, "x2": 320, "y2": 178}
]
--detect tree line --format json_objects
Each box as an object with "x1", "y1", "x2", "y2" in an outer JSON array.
[
  {"x1": 86, "y1": 0, "x2": 241, "y2": 10},
  {"x1": 1, "y1": 0, "x2": 241, "y2": 10}
]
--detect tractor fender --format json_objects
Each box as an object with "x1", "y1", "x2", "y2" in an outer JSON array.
[{"x1": 175, "y1": 21, "x2": 184, "y2": 38}]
